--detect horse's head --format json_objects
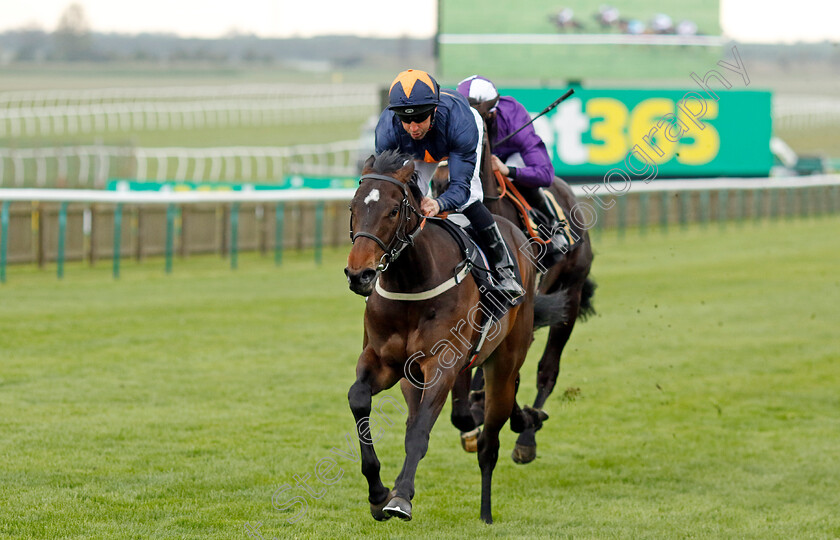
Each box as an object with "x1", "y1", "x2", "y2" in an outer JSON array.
[
  {"x1": 345, "y1": 150, "x2": 421, "y2": 297},
  {"x1": 430, "y1": 160, "x2": 449, "y2": 198}
]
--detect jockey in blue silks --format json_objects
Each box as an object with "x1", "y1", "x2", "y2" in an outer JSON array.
[{"x1": 375, "y1": 69, "x2": 525, "y2": 298}]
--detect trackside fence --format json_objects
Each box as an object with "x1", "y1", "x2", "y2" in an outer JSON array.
[
  {"x1": 0, "y1": 83, "x2": 378, "y2": 138},
  {"x1": 0, "y1": 141, "x2": 362, "y2": 188},
  {"x1": 1, "y1": 175, "x2": 839, "y2": 283}
]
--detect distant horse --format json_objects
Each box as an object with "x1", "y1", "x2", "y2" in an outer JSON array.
[
  {"x1": 344, "y1": 150, "x2": 558, "y2": 523},
  {"x1": 434, "y1": 133, "x2": 595, "y2": 465}
]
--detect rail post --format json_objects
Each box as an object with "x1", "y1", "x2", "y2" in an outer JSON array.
[
  {"x1": 58, "y1": 202, "x2": 68, "y2": 279},
  {"x1": 0, "y1": 201, "x2": 9, "y2": 284},
  {"x1": 699, "y1": 191, "x2": 710, "y2": 228},
  {"x1": 638, "y1": 193, "x2": 648, "y2": 236},
  {"x1": 617, "y1": 195, "x2": 627, "y2": 240},
  {"x1": 231, "y1": 202, "x2": 240, "y2": 270},
  {"x1": 659, "y1": 191, "x2": 669, "y2": 234},
  {"x1": 718, "y1": 189, "x2": 728, "y2": 230},
  {"x1": 165, "y1": 203, "x2": 175, "y2": 274},
  {"x1": 315, "y1": 201, "x2": 324, "y2": 265},
  {"x1": 275, "y1": 203, "x2": 284, "y2": 266},
  {"x1": 112, "y1": 203, "x2": 123, "y2": 279}
]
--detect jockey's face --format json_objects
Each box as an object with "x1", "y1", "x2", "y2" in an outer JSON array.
[
  {"x1": 400, "y1": 115, "x2": 433, "y2": 140},
  {"x1": 483, "y1": 109, "x2": 497, "y2": 126}
]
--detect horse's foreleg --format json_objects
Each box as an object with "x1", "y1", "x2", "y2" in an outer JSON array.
[
  {"x1": 387, "y1": 363, "x2": 455, "y2": 520},
  {"x1": 348, "y1": 350, "x2": 396, "y2": 519}
]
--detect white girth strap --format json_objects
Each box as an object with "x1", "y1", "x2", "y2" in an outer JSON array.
[{"x1": 374, "y1": 263, "x2": 472, "y2": 301}]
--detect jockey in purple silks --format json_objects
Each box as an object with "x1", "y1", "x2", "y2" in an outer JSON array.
[{"x1": 457, "y1": 75, "x2": 569, "y2": 253}]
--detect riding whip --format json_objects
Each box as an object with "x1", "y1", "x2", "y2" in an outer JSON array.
[{"x1": 492, "y1": 88, "x2": 575, "y2": 148}]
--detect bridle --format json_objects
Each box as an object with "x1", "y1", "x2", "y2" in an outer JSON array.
[{"x1": 350, "y1": 173, "x2": 425, "y2": 272}]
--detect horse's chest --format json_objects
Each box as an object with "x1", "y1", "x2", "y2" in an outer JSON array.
[{"x1": 366, "y1": 307, "x2": 448, "y2": 362}]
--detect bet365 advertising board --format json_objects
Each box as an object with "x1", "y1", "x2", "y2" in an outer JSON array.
[{"x1": 500, "y1": 86, "x2": 772, "y2": 178}]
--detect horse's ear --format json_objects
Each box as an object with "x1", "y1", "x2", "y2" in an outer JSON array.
[
  {"x1": 396, "y1": 158, "x2": 415, "y2": 183},
  {"x1": 361, "y1": 154, "x2": 375, "y2": 173}
]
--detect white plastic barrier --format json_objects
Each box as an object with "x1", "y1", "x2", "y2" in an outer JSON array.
[
  {"x1": 2, "y1": 174, "x2": 839, "y2": 204},
  {"x1": 773, "y1": 95, "x2": 840, "y2": 130},
  {"x1": 0, "y1": 96, "x2": 377, "y2": 137},
  {"x1": 0, "y1": 140, "x2": 362, "y2": 188},
  {"x1": 0, "y1": 83, "x2": 377, "y2": 108}
]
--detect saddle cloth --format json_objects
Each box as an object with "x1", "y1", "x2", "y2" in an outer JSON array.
[{"x1": 428, "y1": 215, "x2": 524, "y2": 322}]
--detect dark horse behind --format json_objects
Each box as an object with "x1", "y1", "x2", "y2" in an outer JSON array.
[
  {"x1": 434, "y1": 140, "x2": 596, "y2": 464},
  {"x1": 344, "y1": 150, "x2": 565, "y2": 523}
]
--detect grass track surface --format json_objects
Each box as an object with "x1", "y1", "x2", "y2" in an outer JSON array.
[{"x1": 1, "y1": 216, "x2": 839, "y2": 539}]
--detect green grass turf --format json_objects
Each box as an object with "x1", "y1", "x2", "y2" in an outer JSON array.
[
  {"x1": 440, "y1": 0, "x2": 720, "y2": 35},
  {"x1": 437, "y1": 0, "x2": 721, "y2": 82},
  {"x1": 1, "y1": 215, "x2": 839, "y2": 539}
]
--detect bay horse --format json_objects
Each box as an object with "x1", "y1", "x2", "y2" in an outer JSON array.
[
  {"x1": 344, "y1": 150, "x2": 557, "y2": 524},
  {"x1": 434, "y1": 135, "x2": 596, "y2": 465}
]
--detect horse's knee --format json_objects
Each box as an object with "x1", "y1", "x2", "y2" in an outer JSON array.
[
  {"x1": 536, "y1": 362, "x2": 560, "y2": 387},
  {"x1": 509, "y1": 409, "x2": 526, "y2": 433},
  {"x1": 451, "y1": 409, "x2": 476, "y2": 432},
  {"x1": 348, "y1": 381, "x2": 371, "y2": 415},
  {"x1": 477, "y1": 432, "x2": 500, "y2": 470}
]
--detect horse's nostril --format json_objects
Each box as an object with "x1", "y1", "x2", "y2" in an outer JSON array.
[{"x1": 359, "y1": 268, "x2": 377, "y2": 285}]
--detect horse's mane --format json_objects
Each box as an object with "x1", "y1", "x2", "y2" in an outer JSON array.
[{"x1": 372, "y1": 150, "x2": 413, "y2": 175}]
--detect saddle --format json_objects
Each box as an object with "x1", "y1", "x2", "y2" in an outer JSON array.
[
  {"x1": 493, "y1": 171, "x2": 581, "y2": 264},
  {"x1": 426, "y1": 216, "x2": 524, "y2": 373},
  {"x1": 428, "y1": 216, "x2": 523, "y2": 322}
]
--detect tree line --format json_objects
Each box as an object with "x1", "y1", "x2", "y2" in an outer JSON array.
[{"x1": 0, "y1": 4, "x2": 433, "y2": 66}]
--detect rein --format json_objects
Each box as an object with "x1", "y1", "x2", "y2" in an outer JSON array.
[
  {"x1": 494, "y1": 170, "x2": 550, "y2": 246},
  {"x1": 350, "y1": 173, "x2": 426, "y2": 272}
]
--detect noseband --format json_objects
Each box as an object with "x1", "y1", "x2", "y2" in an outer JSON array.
[{"x1": 350, "y1": 173, "x2": 425, "y2": 272}]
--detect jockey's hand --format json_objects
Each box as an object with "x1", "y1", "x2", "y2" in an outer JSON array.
[
  {"x1": 490, "y1": 154, "x2": 510, "y2": 177},
  {"x1": 420, "y1": 197, "x2": 440, "y2": 217}
]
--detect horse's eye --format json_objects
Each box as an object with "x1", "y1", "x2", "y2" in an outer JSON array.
[{"x1": 389, "y1": 207, "x2": 399, "y2": 217}]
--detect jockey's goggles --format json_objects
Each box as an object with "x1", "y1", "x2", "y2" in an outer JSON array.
[{"x1": 393, "y1": 106, "x2": 435, "y2": 124}]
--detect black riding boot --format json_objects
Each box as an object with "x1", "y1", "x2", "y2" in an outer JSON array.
[
  {"x1": 478, "y1": 223, "x2": 526, "y2": 298},
  {"x1": 531, "y1": 189, "x2": 570, "y2": 252}
]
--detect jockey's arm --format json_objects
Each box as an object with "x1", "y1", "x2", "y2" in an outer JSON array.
[
  {"x1": 434, "y1": 150, "x2": 474, "y2": 212},
  {"x1": 499, "y1": 102, "x2": 554, "y2": 188},
  {"x1": 502, "y1": 137, "x2": 554, "y2": 188}
]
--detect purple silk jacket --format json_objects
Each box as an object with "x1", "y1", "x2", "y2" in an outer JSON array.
[{"x1": 491, "y1": 96, "x2": 554, "y2": 188}]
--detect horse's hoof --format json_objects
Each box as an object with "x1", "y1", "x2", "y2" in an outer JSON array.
[
  {"x1": 460, "y1": 427, "x2": 481, "y2": 453},
  {"x1": 481, "y1": 513, "x2": 494, "y2": 524},
  {"x1": 511, "y1": 442, "x2": 537, "y2": 464},
  {"x1": 522, "y1": 405, "x2": 549, "y2": 430},
  {"x1": 383, "y1": 496, "x2": 412, "y2": 521},
  {"x1": 370, "y1": 497, "x2": 392, "y2": 521}
]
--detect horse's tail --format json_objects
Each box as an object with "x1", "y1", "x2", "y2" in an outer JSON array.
[
  {"x1": 533, "y1": 277, "x2": 597, "y2": 328},
  {"x1": 578, "y1": 277, "x2": 597, "y2": 321}
]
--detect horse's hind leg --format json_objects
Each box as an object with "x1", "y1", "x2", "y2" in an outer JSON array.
[
  {"x1": 451, "y1": 370, "x2": 474, "y2": 431},
  {"x1": 451, "y1": 369, "x2": 481, "y2": 452},
  {"x1": 513, "y1": 316, "x2": 577, "y2": 464},
  {"x1": 477, "y1": 358, "x2": 520, "y2": 524}
]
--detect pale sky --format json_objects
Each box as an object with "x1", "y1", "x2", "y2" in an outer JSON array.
[{"x1": 1, "y1": 0, "x2": 838, "y2": 43}]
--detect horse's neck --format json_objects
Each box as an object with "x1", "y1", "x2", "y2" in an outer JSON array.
[
  {"x1": 379, "y1": 224, "x2": 443, "y2": 293},
  {"x1": 480, "y1": 123, "x2": 500, "y2": 199}
]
